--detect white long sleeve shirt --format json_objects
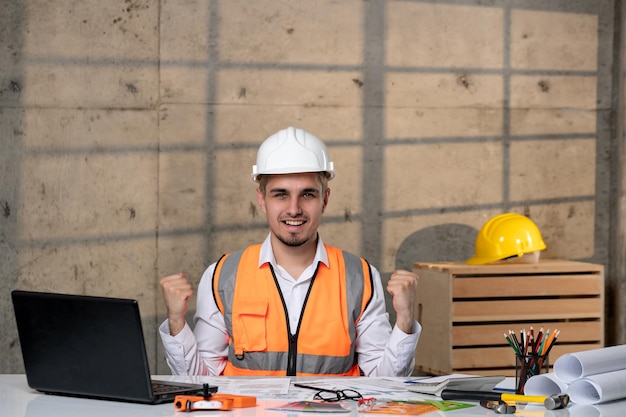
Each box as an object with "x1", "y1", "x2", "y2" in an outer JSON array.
[{"x1": 159, "y1": 234, "x2": 421, "y2": 376}]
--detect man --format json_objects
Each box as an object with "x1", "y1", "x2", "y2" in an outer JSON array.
[{"x1": 159, "y1": 126, "x2": 421, "y2": 376}]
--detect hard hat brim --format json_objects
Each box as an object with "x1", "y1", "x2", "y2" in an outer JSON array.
[
  {"x1": 252, "y1": 167, "x2": 335, "y2": 182},
  {"x1": 466, "y1": 246, "x2": 546, "y2": 265},
  {"x1": 465, "y1": 255, "x2": 509, "y2": 265}
]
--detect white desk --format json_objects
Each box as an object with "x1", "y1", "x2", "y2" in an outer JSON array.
[{"x1": 1, "y1": 374, "x2": 623, "y2": 417}]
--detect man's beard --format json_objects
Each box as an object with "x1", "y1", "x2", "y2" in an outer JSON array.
[{"x1": 276, "y1": 232, "x2": 309, "y2": 247}]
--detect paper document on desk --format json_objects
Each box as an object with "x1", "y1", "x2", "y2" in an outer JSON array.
[
  {"x1": 297, "y1": 377, "x2": 413, "y2": 398},
  {"x1": 182, "y1": 377, "x2": 292, "y2": 400},
  {"x1": 404, "y1": 375, "x2": 505, "y2": 396}
]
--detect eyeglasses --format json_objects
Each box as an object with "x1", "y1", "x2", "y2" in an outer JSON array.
[
  {"x1": 314, "y1": 389, "x2": 363, "y2": 402},
  {"x1": 294, "y1": 383, "x2": 363, "y2": 402}
]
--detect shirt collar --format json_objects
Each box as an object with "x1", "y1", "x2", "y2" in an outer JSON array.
[{"x1": 258, "y1": 233, "x2": 330, "y2": 269}]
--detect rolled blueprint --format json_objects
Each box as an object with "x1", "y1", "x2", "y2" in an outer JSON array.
[
  {"x1": 524, "y1": 372, "x2": 568, "y2": 396},
  {"x1": 553, "y1": 345, "x2": 626, "y2": 383},
  {"x1": 567, "y1": 369, "x2": 626, "y2": 405}
]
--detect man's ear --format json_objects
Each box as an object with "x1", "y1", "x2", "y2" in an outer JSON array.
[
  {"x1": 256, "y1": 188, "x2": 267, "y2": 214},
  {"x1": 322, "y1": 187, "x2": 330, "y2": 212}
]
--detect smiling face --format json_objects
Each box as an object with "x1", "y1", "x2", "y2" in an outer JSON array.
[{"x1": 257, "y1": 172, "x2": 330, "y2": 249}]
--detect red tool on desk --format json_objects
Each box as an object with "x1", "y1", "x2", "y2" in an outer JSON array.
[{"x1": 174, "y1": 383, "x2": 257, "y2": 412}]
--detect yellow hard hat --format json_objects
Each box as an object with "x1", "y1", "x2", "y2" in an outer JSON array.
[{"x1": 466, "y1": 213, "x2": 546, "y2": 265}]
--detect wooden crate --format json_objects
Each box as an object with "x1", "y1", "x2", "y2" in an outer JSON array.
[{"x1": 412, "y1": 259, "x2": 605, "y2": 376}]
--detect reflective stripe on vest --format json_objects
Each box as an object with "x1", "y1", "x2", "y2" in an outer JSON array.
[{"x1": 212, "y1": 244, "x2": 373, "y2": 376}]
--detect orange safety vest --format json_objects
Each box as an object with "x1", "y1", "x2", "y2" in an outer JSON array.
[{"x1": 212, "y1": 243, "x2": 373, "y2": 376}]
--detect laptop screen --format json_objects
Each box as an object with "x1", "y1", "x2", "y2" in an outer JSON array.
[{"x1": 12, "y1": 290, "x2": 158, "y2": 402}]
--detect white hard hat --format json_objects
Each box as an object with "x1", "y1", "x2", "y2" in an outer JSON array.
[{"x1": 252, "y1": 126, "x2": 335, "y2": 182}]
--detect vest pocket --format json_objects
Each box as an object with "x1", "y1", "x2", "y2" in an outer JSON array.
[{"x1": 234, "y1": 299, "x2": 268, "y2": 353}]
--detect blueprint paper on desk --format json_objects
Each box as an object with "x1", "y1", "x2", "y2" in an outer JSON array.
[
  {"x1": 404, "y1": 374, "x2": 505, "y2": 396},
  {"x1": 179, "y1": 377, "x2": 292, "y2": 400},
  {"x1": 294, "y1": 377, "x2": 413, "y2": 398}
]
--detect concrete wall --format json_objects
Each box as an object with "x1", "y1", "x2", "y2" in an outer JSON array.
[{"x1": 1, "y1": 0, "x2": 623, "y2": 374}]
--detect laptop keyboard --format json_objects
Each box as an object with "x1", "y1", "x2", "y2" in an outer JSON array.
[{"x1": 152, "y1": 382, "x2": 197, "y2": 394}]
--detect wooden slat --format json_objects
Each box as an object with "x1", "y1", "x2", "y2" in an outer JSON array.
[
  {"x1": 452, "y1": 298, "x2": 603, "y2": 322},
  {"x1": 414, "y1": 259, "x2": 604, "y2": 275},
  {"x1": 451, "y1": 344, "x2": 603, "y2": 369},
  {"x1": 452, "y1": 321, "x2": 603, "y2": 346},
  {"x1": 452, "y1": 274, "x2": 602, "y2": 298}
]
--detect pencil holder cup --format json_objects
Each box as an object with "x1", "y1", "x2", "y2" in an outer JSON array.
[{"x1": 515, "y1": 353, "x2": 549, "y2": 394}]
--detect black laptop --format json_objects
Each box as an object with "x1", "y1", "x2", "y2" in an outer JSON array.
[{"x1": 11, "y1": 290, "x2": 207, "y2": 404}]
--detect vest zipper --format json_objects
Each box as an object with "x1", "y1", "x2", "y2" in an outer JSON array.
[
  {"x1": 287, "y1": 333, "x2": 298, "y2": 375},
  {"x1": 269, "y1": 262, "x2": 321, "y2": 376}
]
